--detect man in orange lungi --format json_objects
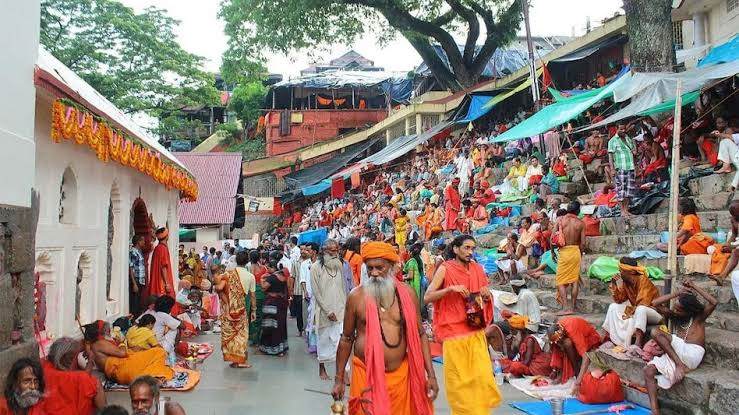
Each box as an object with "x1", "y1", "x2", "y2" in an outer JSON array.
[{"x1": 332, "y1": 242, "x2": 436, "y2": 415}]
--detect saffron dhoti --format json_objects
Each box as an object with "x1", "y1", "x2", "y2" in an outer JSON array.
[
  {"x1": 350, "y1": 357, "x2": 413, "y2": 415},
  {"x1": 555, "y1": 245, "x2": 581, "y2": 304},
  {"x1": 443, "y1": 331, "x2": 500, "y2": 415}
]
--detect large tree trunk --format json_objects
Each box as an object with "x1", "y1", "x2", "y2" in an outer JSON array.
[{"x1": 623, "y1": 0, "x2": 676, "y2": 73}]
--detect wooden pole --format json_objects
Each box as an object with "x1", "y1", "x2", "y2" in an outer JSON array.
[{"x1": 666, "y1": 80, "x2": 683, "y2": 298}]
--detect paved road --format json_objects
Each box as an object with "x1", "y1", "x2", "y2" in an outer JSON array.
[{"x1": 108, "y1": 323, "x2": 535, "y2": 414}]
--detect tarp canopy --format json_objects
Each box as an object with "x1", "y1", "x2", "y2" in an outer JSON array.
[
  {"x1": 283, "y1": 139, "x2": 379, "y2": 190},
  {"x1": 364, "y1": 121, "x2": 453, "y2": 166},
  {"x1": 457, "y1": 95, "x2": 495, "y2": 124},
  {"x1": 698, "y1": 34, "x2": 739, "y2": 67},
  {"x1": 481, "y1": 69, "x2": 542, "y2": 110},
  {"x1": 271, "y1": 70, "x2": 413, "y2": 102},
  {"x1": 551, "y1": 35, "x2": 627, "y2": 63},
  {"x1": 491, "y1": 74, "x2": 628, "y2": 143},
  {"x1": 415, "y1": 44, "x2": 533, "y2": 79},
  {"x1": 550, "y1": 66, "x2": 630, "y2": 101},
  {"x1": 580, "y1": 59, "x2": 739, "y2": 130},
  {"x1": 637, "y1": 90, "x2": 700, "y2": 116}
]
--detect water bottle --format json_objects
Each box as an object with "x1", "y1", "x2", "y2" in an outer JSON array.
[{"x1": 493, "y1": 359, "x2": 504, "y2": 385}]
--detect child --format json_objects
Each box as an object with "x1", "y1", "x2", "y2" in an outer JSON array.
[
  {"x1": 394, "y1": 208, "x2": 409, "y2": 248},
  {"x1": 126, "y1": 313, "x2": 159, "y2": 351}
]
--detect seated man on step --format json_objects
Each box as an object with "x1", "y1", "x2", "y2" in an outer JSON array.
[{"x1": 642, "y1": 278, "x2": 717, "y2": 415}]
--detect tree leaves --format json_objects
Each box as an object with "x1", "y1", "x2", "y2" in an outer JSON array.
[
  {"x1": 40, "y1": 0, "x2": 219, "y2": 122},
  {"x1": 219, "y1": 0, "x2": 522, "y2": 90}
]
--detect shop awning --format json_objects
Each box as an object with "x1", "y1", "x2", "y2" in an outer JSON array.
[
  {"x1": 491, "y1": 74, "x2": 628, "y2": 143},
  {"x1": 551, "y1": 35, "x2": 627, "y2": 63},
  {"x1": 283, "y1": 138, "x2": 379, "y2": 191}
]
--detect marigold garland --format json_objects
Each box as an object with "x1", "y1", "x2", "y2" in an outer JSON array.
[{"x1": 51, "y1": 99, "x2": 198, "y2": 201}]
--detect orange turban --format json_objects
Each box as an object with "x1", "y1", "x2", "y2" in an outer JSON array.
[
  {"x1": 508, "y1": 315, "x2": 530, "y2": 330},
  {"x1": 156, "y1": 227, "x2": 169, "y2": 240},
  {"x1": 361, "y1": 241, "x2": 400, "y2": 263}
]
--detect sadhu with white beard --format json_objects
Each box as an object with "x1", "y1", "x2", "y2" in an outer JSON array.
[{"x1": 332, "y1": 241, "x2": 437, "y2": 415}]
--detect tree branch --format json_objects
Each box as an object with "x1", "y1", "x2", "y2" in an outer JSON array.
[
  {"x1": 404, "y1": 34, "x2": 462, "y2": 91},
  {"x1": 445, "y1": 0, "x2": 479, "y2": 66},
  {"x1": 469, "y1": 0, "x2": 523, "y2": 78},
  {"x1": 431, "y1": 9, "x2": 456, "y2": 27}
]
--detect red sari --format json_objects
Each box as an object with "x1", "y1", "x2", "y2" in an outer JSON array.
[
  {"x1": 148, "y1": 241, "x2": 174, "y2": 297},
  {"x1": 550, "y1": 317, "x2": 601, "y2": 382},
  {"x1": 444, "y1": 186, "x2": 461, "y2": 231}
]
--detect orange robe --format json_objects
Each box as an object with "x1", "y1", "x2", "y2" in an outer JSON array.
[
  {"x1": 502, "y1": 335, "x2": 552, "y2": 377},
  {"x1": 550, "y1": 317, "x2": 601, "y2": 382},
  {"x1": 103, "y1": 347, "x2": 174, "y2": 385},
  {"x1": 0, "y1": 399, "x2": 45, "y2": 415},
  {"x1": 609, "y1": 272, "x2": 659, "y2": 318},
  {"x1": 433, "y1": 260, "x2": 492, "y2": 341},
  {"x1": 679, "y1": 214, "x2": 713, "y2": 255},
  {"x1": 344, "y1": 250, "x2": 363, "y2": 286},
  {"x1": 42, "y1": 361, "x2": 98, "y2": 415},
  {"x1": 148, "y1": 242, "x2": 174, "y2": 297},
  {"x1": 443, "y1": 186, "x2": 461, "y2": 231}
]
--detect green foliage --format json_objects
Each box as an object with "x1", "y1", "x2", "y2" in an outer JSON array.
[
  {"x1": 228, "y1": 82, "x2": 267, "y2": 128},
  {"x1": 154, "y1": 115, "x2": 205, "y2": 141},
  {"x1": 40, "y1": 0, "x2": 219, "y2": 119},
  {"x1": 219, "y1": 0, "x2": 523, "y2": 90},
  {"x1": 226, "y1": 137, "x2": 266, "y2": 162},
  {"x1": 216, "y1": 121, "x2": 241, "y2": 142}
]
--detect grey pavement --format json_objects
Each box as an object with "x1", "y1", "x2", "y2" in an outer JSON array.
[{"x1": 108, "y1": 322, "x2": 535, "y2": 414}]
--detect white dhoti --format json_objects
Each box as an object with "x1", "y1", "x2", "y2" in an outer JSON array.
[
  {"x1": 602, "y1": 303, "x2": 663, "y2": 347},
  {"x1": 316, "y1": 322, "x2": 342, "y2": 363},
  {"x1": 718, "y1": 139, "x2": 739, "y2": 188},
  {"x1": 732, "y1": 270, "x2": 739, "y2": 304},
  {"x1": 649, "y1": 335, "x2": 704, "y2": 389},
  {"x1": 496, "y1": 258, "x2": 527, "y2": 275},
  {"x1": 516, "y1": 176, "x2": 529, "y2": 191}
]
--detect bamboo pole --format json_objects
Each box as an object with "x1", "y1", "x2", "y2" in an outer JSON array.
[{"x1": 667, "y1": 80, "x2": 683, "y2": 298}]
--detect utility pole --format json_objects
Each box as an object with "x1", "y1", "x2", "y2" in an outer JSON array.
[{"x1": 522, "y1": 0, "x2": 540, "y2": 110}]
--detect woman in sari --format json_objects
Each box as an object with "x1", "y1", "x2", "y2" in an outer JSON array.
[
  {"x1": 214, "y1": 251, "x2": 256, "y2": 368},
  {"x1": 258, "y1": 260, "x2": 289, "y2": 356},
  {"x1": 248, "y1": 250, "x2": 267, "y2": 345}
]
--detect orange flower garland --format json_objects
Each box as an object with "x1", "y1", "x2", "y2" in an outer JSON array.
[{"x1": 50, "y1": 99, "x2": 198, "y2": 201}]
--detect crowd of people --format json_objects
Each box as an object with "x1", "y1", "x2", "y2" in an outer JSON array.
[{"x1": 2, "y1": 69, "x2": 737, "y2": 415}]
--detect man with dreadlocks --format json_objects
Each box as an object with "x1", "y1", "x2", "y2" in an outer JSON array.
[
  {"x1": 642, "y1": 278, "x2": 717, "y2": 415},
  {"x1": 42, "y1": 337, "x2": 106, "y2": 414}
]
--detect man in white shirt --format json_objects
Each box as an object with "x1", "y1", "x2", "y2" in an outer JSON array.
[
  {"x1": 288, "y1": 236, "x2": 301, "y2": 262},
  {"x1": 302, "y1": 242, "x2": 319, "y2": 354}
]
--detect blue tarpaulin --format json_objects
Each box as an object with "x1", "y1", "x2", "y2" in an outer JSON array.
[
  {"x1": 457, "y1": 95, "x2": 495, "y2": 124},
  {"x1": 301, "y1": 181, "x2": 331, "y2": 196},
  {"x1": 272, "y1": 71, "x2": 413, "y2": 102},
  {"x1": 698, "y1": 34, "x2": 739, "y2": 67},
  {"x1": 415, "y1": 45, "x2": 530, "y2": 79},
  {"x1": 296, "y1": 228, "x2": 328, "y2": 246}
]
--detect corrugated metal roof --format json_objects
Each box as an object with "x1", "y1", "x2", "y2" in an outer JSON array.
[{"x1": 174, "y1": 152, "x2": 243, "y2": 225}]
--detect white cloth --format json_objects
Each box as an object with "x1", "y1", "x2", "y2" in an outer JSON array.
[
  {"x1": 316, "y1": 323, "x2": 342, "y2": 363},
  {"x1": 507, "y1": 289, "x2": 541, "y2": 331},
  {"x1": 731, "y1": 270, "x2": 739, "y2": 304},
  {"x1": 649, "y1": 335, "x2": 705, "y2": 389},
  {"x1": 300, "y1": 259, "x2": 313, "y2": 296},
  {"x1": 290, "y1": 245, "x2": 301, "y2": 262},
  {"x1": 496, "y1": 258, "x2": 527, "y2": 275},
  {"x1": 602, "y1": 303, "x2": 663, "y2": 347},
  {"x1": 718, "y1": 139, "x2": 739, "y2": 188}
]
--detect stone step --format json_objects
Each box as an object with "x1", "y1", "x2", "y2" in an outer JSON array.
[
  {"x1": 687, "y1": 170, "x2": 734, "y2": 196},
  {"x1": 598, "y1": 210, "x2": 730, "y2": 235},
  {"x1": 693, "y1": 191, "x2": 738, "y2": 211},
  {"x1": 596, "y1": 351, "x2": 739, "y2": 415},
  {"x1": 584, "y1": 234, "x2": 662, "y2": 254}
]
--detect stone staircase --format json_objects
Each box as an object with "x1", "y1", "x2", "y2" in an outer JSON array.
[{"x1": 478, "y1": 162, "x2": 739, "y2": 414}]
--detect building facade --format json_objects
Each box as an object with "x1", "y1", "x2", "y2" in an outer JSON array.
[
  {"x1": 673, "y1": 0, "x2": 739, "y2": 66},
  {"x1": 32, "y1": 49, "x2": 195, "y2": 344}
]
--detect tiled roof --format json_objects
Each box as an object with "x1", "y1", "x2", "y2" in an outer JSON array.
[{"x1": 173, "y1": 152, "x2": 243, "y2": 225}]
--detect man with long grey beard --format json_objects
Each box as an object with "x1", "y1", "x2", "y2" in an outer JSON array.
[
  {"x1": 0, "y1": 358, "x2": 46, "y2": 414},
  {"x1": 332, "y1": 242, "x2": 436, "y2": 415},
  {"x1": 311, "y1": 239, "x2": 348, "y2": 380}
]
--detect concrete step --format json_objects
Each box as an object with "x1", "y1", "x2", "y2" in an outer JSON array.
[
  {"x1": 585, "y1": 234, "x2": 662, "y2": 254},
  {"x1": 596, "y1": 351, "x2": 739, "y2": 415},
  {"x1": 687, "y1": 170, "x2": 734, "y2": 196},
  {"x1": 598, "y1": 210, "x2": 730, "y2": 235},
  {"x1": 694, "y1": 191, "x2": 738, "y2": 211}
]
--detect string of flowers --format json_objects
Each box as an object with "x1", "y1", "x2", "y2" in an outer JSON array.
[{"x1": 50, "y1": 99, "x2": 198, "y2": 201}]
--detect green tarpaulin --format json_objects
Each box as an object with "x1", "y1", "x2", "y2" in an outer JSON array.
[
  {"x1": 179, "y1": 228, "x2": 196, "y2": 241},
  {"x1": 637, "y1": 90, "x2": 700, "y2": 116},
  {"x1": 587, "y1": 256, "x2": 665, "y2": 282},
  {"x1": 492, "y1": 75, "x2": 627, "y2": 143}
]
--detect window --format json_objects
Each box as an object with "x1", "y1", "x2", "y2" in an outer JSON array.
[
  {"x1": 729, "y1": 0, "x2": 738, "y2": 13},
  {"x1": 59, "y1": 167, "x2": 78, "y2": 224},
  {"x1": 672, "y1": 21, "x2": 684, "y2": 50}
]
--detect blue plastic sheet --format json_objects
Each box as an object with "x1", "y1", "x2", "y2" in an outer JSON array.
[
  {"x1": 296, "y1": 228, "x2": 328, "y2": 246},
  {"x1": 457, "y1": 95, "x2": 495, "y2": 124},
  {"x1": 698, "y1": 34, "x2": 739, "y2": 67},
  {"x1": 301, "y1": 181, "x2": 331, "y2": 196},
  {"x1": 509, "y1": 399, "x2": 650, "y2": 415}
]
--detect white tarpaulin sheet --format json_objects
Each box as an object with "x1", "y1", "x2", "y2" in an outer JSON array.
[{"x1": 579, "y1": 60, "x2": 739, "y2": 131}]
